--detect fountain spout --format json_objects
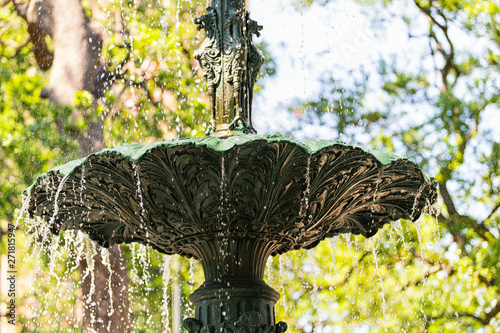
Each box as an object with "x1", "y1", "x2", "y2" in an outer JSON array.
[{"x1": 194, "y1": 0, "x2": 263, "y2": 136}]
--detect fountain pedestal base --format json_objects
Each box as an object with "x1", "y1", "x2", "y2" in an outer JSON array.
[
  {"x1": 185, "y1": 279, "x2": 286, "y2": 333},
  {"x1": 182, "y1": 237, "x2": 287, "y2": 332}
]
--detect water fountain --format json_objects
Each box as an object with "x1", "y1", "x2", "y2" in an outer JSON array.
[{"x1": 24, "y1": 0, "x2": 437, "y2": 331}]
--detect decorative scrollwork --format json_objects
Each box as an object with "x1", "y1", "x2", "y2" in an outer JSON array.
[
  {"x1": 183, "y1": 318, "x2": 214, "y2": 333},
  {"x1": 26, "y1": 135, "x2": 437, "y2": 259},
  {"x1": 194, "y1": 1, "x2": 261, "y2": 135},
  {"x1": 194, "y1": 6, "x2": 221, "y2": 135},
  {"x1": 222, "y1": 312, "x2": 287, "y2": 333}
]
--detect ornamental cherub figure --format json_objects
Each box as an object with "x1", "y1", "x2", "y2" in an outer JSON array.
[{"x1": 194, "y1": 6, "x2": 221, "y2": 134}]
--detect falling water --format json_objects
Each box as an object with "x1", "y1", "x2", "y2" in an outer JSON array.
[
  {"x1": 129, "y1": 244, "x2": 141, "y2": 329},
  {"x1": 188, "y1": 257, "x2": 196, "y2": 285},
  {"x1": 161, "y1": 255, "x2": 172, "y2": 332},
  {"x1": 306, "y1": 248, "x2": 320, "y2": 332},
  {"x1": 371, "y1": 168, "x2": 383, "y2": 213},
  {"x1": 133, "y1": 163, "x2": 148, "y2": 238},
  {"x1": 16, "y1": 192, "x2": 31, "y2": 228},
  {"x1": 45, "y1": 236, "x2": 65, "y2": 326},
  {"x1": 81, "y1": 238, "x2": 98, "y2": 328},
  {"x1": 265, "y1": 256, "x2": 275, "y2": 285},
  {"x1": 370, "y1": 238, "x2": 387, "y2": 328},
  {"x1": 48, "y1": 173, "x2": 70, "y2": 228},
  {"x1": 79, "y1": 165, "x2": 86, "y2": 204},
  {"x1": 391, "y1": 220, "x2": 409, "y2": 259},
  {"x1": 329, "y1": 237, "x2": 338, "y2": 273},
  {"x1": 410, "y1": 183, "x2": 426, "y2": 221},
  {"x1": 299, "y1": 156, "x2": 312, "y2": 220},
  {"x1": 414, "y1": 221, "x2": 424, "y2": 259},
  {"x1": 219, "y1": 156, "x2": 226, "y2": 227},
  {"x1": 412, "y1": 220, "x2": 431, "y2": 324},
  {"x1": 101, "y1": 248, "x2": 115, "y2": 322},
  {"x1": 130, "y1": 243, "x2": 154, "y2": 328},
  {"x1": 278, "y1": 255, "x2": 288, "y2": 315},
  {"x1": 184, "y1": 258, "x2": 197, "y2": 318},
  {"x1": 428, "y1": 201, "x2": 441, "y2": 245}
]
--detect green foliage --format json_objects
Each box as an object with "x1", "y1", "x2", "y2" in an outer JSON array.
[
  {"x1": 2, "y1": 0, "x2": 276, "y2": 331},
  {"x1": 1, "y1": 0, "x2": 213, "y2": 331},
  {"x1": 288, "y1": 0, "x2": 500, "y2": 331},
  {"x1": 3, "y1": 0, "x2": 500, "y2": 332}
]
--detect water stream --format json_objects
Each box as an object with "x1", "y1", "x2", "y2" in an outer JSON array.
[{"x1": 161, "y1": 255, "x2": 172, "y2": 332}]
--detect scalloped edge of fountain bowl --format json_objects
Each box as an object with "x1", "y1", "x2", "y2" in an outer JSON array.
[{"x1": 23, "y1": 134, "x2": 435, "y2": 197}]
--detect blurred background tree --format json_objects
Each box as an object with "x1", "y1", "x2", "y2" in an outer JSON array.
[
  {"x1": 277, "y1": 0, "x2": 500, "y2": 331},
  {"x1": 1, "y1": 0, "x2": 210, "y2": 331}
]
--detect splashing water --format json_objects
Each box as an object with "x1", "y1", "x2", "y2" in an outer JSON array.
[
  {"x1": 48, "y1": 173, "x2": 71, "y2": 228},
  {"x1": 299, "y1": 156, "x2": 311, "y2": 221},
  {"x1": 161, "y1": 255, "x2": 172, "y2": 332},
  {"x1": 370, "y1": 238, "x2": 387, "y2": 328}
]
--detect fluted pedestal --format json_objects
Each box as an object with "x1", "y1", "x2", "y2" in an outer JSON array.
[{"x1": 183, "y1": 238, "x2": 287, "y2": 333}]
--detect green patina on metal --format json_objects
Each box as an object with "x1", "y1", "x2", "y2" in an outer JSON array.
[
  {"x1": 24, "y1": 0, "x2": 438, "y2": 331},
  {"x1": 26, "y1": 134, "x2": 437, "y2": 332},
  {"x1": 25, "y1": 134, "x2": 415, "y2": 191}
]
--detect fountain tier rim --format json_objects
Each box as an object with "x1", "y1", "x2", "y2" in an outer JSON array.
[
  {"x1": 24, "y1": 133, "x2": 437, "y2": 258},
  {"x1": 24, "y1": 133, "x2": 432, "y2": 197}
]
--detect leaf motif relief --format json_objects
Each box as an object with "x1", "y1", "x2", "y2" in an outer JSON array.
[
  {"x1": 26, "y1": 135, "x2": 437, "y2": 257},
  {"x1": 183, "y1": 318, "x2": 214, "y2": 333},
  {"x1": 222, "y1": 312, "x2": 287, "y2": 333}
]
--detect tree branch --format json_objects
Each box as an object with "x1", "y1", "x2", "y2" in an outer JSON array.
[
  {"x1": 483, "y1": 202, "x2": 500, "y2": 224},
  {"x1": 439, "y1": 182, "x2": 457, "y2": 217},
  {"x1": 12, "y1": 0, "x2": 27, "y2": 20},
  {"x1": 400, "y1": 264, "x2": 441, "y2": 291},
  {"x1": 478, "y1": 274, "x2": 496, "y2": 288},
  {"x1": 0, "y1": 36, "x2": 30, "y2": 56},
  {"x1": 296, "y1": 251, "x2": 372, "y2": 294},
  {"x1": 414, "y1": 0, "x2": 459, "y2": 91},
  {"x1": 484, "y1": 298, "x2": 500, "y2": 324},
  {"x1": 399, "y1": 252, "x2": 455, "y2": 291}
]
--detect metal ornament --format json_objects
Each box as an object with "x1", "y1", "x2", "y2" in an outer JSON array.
[
  {"x1": 26, "y1": 135, "x2": 437, "y2": 332},
  {"x1": 195, "y1": 0, "x2": 263, "y2": 136},
  {"x1": 23, "y1": 0, "x2": 439, "y2": 331}
]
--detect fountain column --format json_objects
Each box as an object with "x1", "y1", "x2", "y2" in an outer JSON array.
[
  {"x1": 183, "y1": 238, "x2": 287, "y2": 333},
  {"x1": 194, "y1": 0, "x2": 263, "y2": 136},
  {"x1": 183, "y1": 2, "x2": 287, "y2": 331}
]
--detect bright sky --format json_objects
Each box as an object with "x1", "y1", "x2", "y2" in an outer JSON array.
[
  {"x1": 249, "y1": 0, "x2": 423, "y2": 136},
  {"x1": 246, "y1": 0, "x2": 500, "y2": 225},
  {"x1": 248, "y1": 0, "x2": 500, "y2": 142}
]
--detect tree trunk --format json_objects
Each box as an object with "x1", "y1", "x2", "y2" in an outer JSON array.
[
  {"x1": 80, "y1": 245, "x2": 133, "y2": 333},
  {"x1": 16, "y1": 0, "x2": 132, "y2": 331}
]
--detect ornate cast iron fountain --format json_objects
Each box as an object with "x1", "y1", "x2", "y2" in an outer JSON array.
[
  {"x1": 25, "y1": 0, "x2": 438, "y2": 332},
  {"x1": 194, "y1": 0, "x2": 263, "y2": 136}
]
